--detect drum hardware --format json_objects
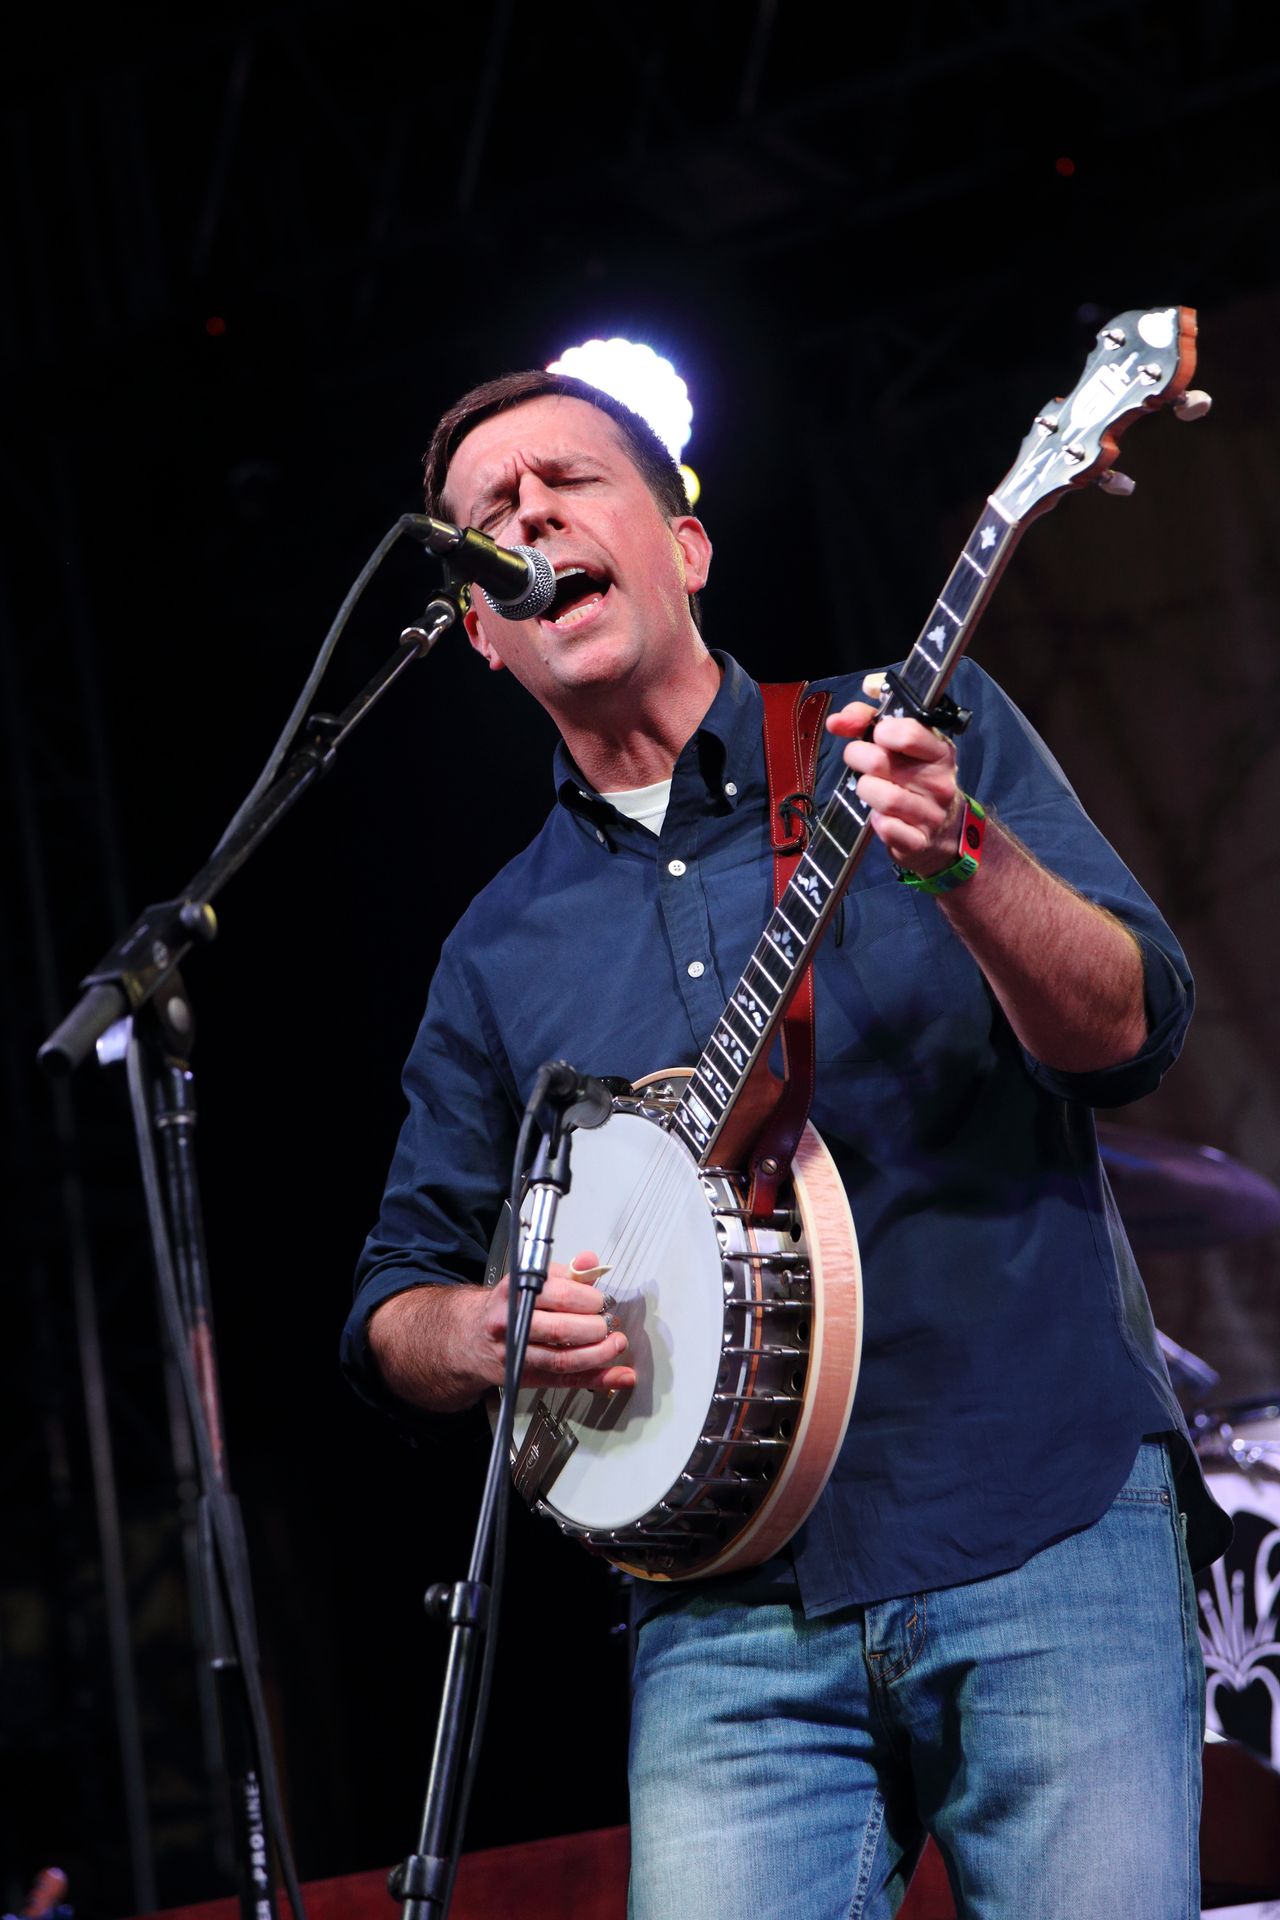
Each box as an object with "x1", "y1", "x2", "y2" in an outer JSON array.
[
  {"x1": 1194, "y1": 1399, "x2": 1280, "y2": 1772},
  {"x1": 1097, "y1": 1122, "x2": 1280, "y2": 1252},
  {"x1": 1157, "y1": 1328, "x2": 1220, "y2": 1400}
]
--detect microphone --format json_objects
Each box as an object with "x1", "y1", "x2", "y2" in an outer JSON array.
[
  {"x1": 531, "y1": 1060, "x2": 617, "y2": 1132},
  {"x1": 409, "y1": 514, "x2": 556, "y2": 620}
]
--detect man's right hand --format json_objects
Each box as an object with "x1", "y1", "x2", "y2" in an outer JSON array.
[{"x1": 367, "y1": 1249, "x2": 636, "y2": 1413}]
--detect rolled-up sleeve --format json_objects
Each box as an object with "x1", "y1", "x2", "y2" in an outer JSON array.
[
  {"x1": 340, "y1": 934, "x2": 518, "y2": 1409},
  {"x1": 950, "y1": 659, "x2": 1194, "y2": 1108}
]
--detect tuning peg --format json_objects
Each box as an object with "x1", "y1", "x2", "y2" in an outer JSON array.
[
  {"x1": 1096, "y1": 469, "x2": 1136, "y2": 498},
  {"x1": 1174, "y1": 388, "x2": 1213, "y2": 422}
]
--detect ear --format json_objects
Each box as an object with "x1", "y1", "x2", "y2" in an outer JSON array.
[
  {"x1": 464, "y1": 602, "x2": 507, "y2": 673},
  {"x1": 671, "y1": 515, "x2": 713, "y2": 594}
]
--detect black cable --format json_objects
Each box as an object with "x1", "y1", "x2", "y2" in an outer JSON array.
[{"x1": 213, "y1": 514, "x2": 420, "y2": 855}]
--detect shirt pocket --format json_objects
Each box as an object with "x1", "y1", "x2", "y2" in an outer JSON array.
[
  {"x1": 815, "y1": 876, "x2": 945, "y2": 1068},
  {"x1": 810, "y1": 876, "x2": 993, "y2": 1159}
]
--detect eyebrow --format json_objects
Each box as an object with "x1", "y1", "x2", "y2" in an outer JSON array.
[{"x1": 463, "y1": 450, "x2": 606, "y2": 523}]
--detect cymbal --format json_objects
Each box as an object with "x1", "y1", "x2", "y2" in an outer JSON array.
[{"x1": 1097, "y1": 1123, "x2": 1280, "y2": 1252}]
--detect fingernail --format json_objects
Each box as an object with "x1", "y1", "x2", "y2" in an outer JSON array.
[
  {"x1": 601, "y1": 1293, "x2": 618, "y2": 1313},
  {"x1": 602, "y1": 1310, "x2": 616, "y2": 1334}
]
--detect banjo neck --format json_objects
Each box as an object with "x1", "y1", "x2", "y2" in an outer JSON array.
[
  {"x1": 669, "y1": 303, "x2": 1203, "y2": 1173},
  {"x1": 668, "y1": 499, "x2": 1019, "y2": 1170}
]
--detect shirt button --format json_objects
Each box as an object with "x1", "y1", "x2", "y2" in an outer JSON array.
[
  {"x1": 687, "y1": 960, "x2": 705, "y2": 978},
  {"x1": 667, "y1": 858, "x2": 687, "y2": 876},
  {"x1": 724, "y1": 781, "x2": 738, "y2": 797}
]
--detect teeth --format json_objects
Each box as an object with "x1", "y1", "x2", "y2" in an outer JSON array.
[{"x1": 553, "y1": 593, "x2": 604, "y2": 629}]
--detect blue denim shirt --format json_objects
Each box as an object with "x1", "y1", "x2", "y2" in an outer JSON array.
[{"x1": 344, "y1": 654, "x2": 1226, "y2": 1609}]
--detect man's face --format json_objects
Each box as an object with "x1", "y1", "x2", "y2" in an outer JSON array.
[{"x1": 442, "y1": 395, "x2": 711, "y2": 718}]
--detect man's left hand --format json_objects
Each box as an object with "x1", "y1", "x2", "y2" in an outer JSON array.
[{"x1": 827, "y1": 694, "x2": 964, "y2": 877}]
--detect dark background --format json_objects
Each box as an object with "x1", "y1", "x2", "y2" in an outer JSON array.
[{"x1": 5, "y1": 4, "x2": 1280, "y2": 1913}]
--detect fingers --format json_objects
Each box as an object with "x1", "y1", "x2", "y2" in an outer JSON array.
[
  {"x1": 825, "y1": 687, "x2": 963, "y2": 872},
  {"x1": 490, "y1": 1248, "x2": 634, "y2": 1390},
  {"x1": 827, "y1": 700, "x2": 954, "y2": 766}
]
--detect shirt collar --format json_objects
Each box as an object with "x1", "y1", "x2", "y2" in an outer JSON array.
[{"x1": 553, "y1": 652, "x2": 761, "y2": 842}]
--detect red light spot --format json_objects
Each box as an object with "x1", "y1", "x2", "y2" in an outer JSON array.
[
  {"x1": 1055, "y1": 156, "x2": 1076, "y2": 177},
  {"x1": 205, "y1": 315, "x2": 227, "y2": 336}
]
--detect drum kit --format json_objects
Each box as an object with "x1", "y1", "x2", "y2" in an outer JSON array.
[{"x1": 1099, "y1": 1122, "x2": 1280, "y2": 1910}]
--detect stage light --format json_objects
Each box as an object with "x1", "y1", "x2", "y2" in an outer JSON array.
[
  {"x1": 679, "y1": 465, "x2": 701, "y2": 507},
  {"x1": 205, "y1": 315, "x2": 227, "y2": 336},
  {"x1": 548, "y1": 337, "x2": 694, "y2": 462}
]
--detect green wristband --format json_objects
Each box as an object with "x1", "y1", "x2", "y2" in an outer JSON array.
[{"x1": 896, "y1": 794, "x2": 987, "y2": 895}]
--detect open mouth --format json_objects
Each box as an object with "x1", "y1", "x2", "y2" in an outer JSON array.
[{"x1": 543, "y1": 565, "x2": 611, "y2": 628}]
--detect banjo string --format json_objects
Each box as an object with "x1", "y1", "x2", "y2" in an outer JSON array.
[{"x1": 538, "y1": 1127, "x2": 686, "y2": 1432}]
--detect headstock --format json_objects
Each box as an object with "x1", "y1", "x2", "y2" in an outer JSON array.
[{"x1": 992, "y1": 305, "x2": 1209, "y2": 524}]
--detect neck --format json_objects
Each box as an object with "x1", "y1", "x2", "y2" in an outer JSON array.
[{"x1": 557, "y1": 647, "x2": 721, "y2": 792}]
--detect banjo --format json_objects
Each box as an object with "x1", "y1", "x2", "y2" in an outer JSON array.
[{"x1": 491, "y1": 306, "x2": 1207, "y2": 1583}]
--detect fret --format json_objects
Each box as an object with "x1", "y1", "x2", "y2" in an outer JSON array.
[
  {"x1": 699, "y1": 1062, "x2": 732, "y2": 1107},
  {"x1": 710, "y1": 1029, "x2": 752, "y2": 1075},
  {"x1": 765, "y1": 926, "x2": 801, "y2": 972},
  {"x1": 747, "y1": 951, "x2": 784, "y2": 997},
  {"x1": 834, "y1": 784, "x2": 870, "y2": 832},
  {"x1": 684, "y1": 1088, "x2": 717, "y2": 1132},
  {"x1": 796, "y1": 856, "x2": 833, "y2": 908},
  {"x1": 730, "y1": 987, "x2": 768, "y2": 1037},
  {"x1": 965, "y1": 505, "x2": 1011, "y2": 567},
  {"x1": 787, "y1": 878, "x2": 821, "y2": 919},
  {"x1": 710, "y1": 1021, "x2": 752, "y2": 1082},
  {"x1": 775, "y1": 904, "x2": 806, "y2": 943},
  {"x1": 812, "y1": 812, "x2": 851, "y2": 859},
  {"x1": 691, "y1": 1069, "x2": 727, "y2": 1113},
  {"x1": 937, "y1": 552, "x2": 986, "y2": 623},
  {"x1": 672, "y1": 1111, "x2": 703, "y2": 1156},
  {"x1": 803, "y1": 836, "x2": 844, "y2": 890},
  {"x1": 913, "y1": 615, "x2": 952, "y2": 674},
  {"x1": 723, "y1": 1001, "x2": 759, "y2": 1051}
]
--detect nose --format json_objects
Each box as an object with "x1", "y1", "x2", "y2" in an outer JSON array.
[{"x1": 513, "y1": 474, "x2": 568, "y2": 544}]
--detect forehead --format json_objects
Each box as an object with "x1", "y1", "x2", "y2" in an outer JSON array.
[{"x1": 444, "y1": 395, "x2": 636, "y2": 513}]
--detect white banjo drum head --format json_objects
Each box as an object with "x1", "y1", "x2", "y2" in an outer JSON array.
[{"x1": 511, "y1": 1110, "x2": 724, "y2": 1532}]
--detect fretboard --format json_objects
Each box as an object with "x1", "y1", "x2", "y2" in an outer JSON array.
[{"x1": 671, "y1": 496, "x2": 1021, "y2": 1167}]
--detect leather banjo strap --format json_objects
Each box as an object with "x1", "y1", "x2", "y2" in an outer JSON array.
[{"x1": 746, "y1": 679, "x2": 831, "y2": 1216}]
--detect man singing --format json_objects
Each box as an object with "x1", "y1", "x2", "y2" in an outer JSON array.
[{"x1": 343, "y1": 368, "x2": 1225, "y2": 1919}]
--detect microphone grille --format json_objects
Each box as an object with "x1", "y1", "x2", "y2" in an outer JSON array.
[{"x1": 484, "y1": 545, "x2": 556, "y2": 621}]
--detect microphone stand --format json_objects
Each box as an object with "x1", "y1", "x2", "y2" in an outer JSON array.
[
  {"x1": 390, "y1": 1092, "x2": 579, "y2": 1920},
  {"x1": 38, "y1": 586, "x2": 469, "y2": 1920}
]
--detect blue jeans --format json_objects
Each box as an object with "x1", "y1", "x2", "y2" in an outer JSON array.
[{"x1": 628, "y1": 1442, "x2": 1205, "y2": 1919}]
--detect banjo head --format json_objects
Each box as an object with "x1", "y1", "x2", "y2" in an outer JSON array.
[
  {"x1": 512, "y1": 1107, "x2": 725, "y2": 1531},
  {"x1": 490, "y1": 1074, "x2": 861, "y2": 1580}
]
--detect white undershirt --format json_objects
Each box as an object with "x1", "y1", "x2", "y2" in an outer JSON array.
[{"x1": 599, "y1": 777, "x2": 672, "y2": 837}]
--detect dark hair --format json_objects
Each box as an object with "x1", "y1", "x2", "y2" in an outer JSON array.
[{"x1": 423, "y1": 368, "x2": 703, "y2": 628}]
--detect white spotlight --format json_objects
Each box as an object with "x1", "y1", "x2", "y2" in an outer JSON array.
[{"x1": 548, "y1": 337, "x2": 694, "y2": 463}]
